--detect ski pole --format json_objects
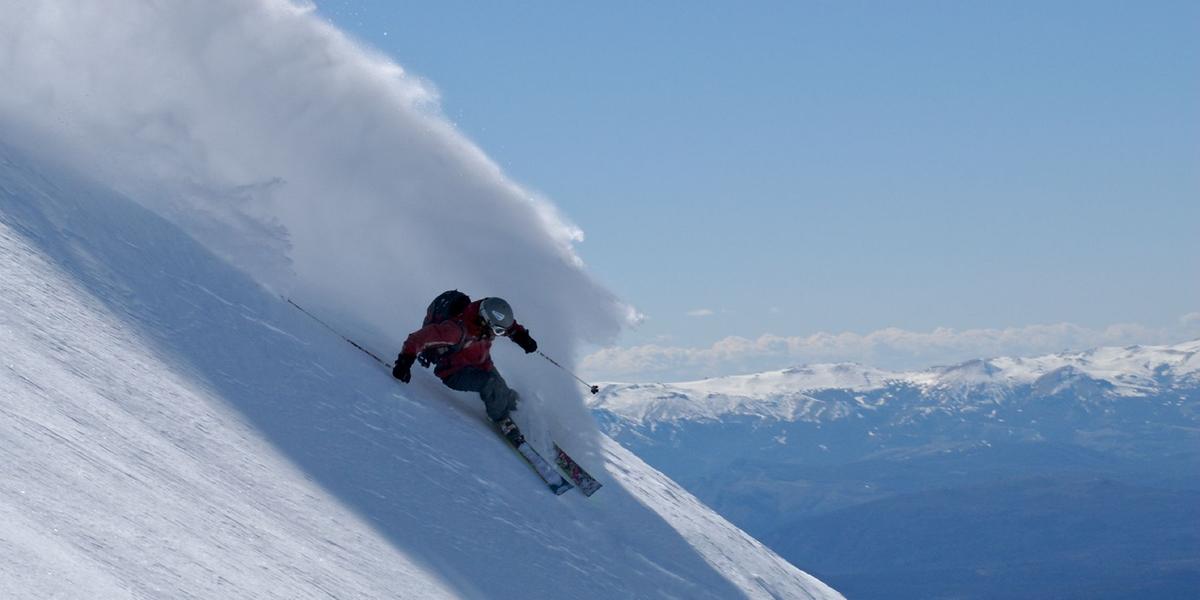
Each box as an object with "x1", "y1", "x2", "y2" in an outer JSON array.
[
  {"x1": 285, "y1": 297, "x2": 393, "y2": 368},
  {"x1": 537, "y1": 351, "x2": 600, "y2": 395}
]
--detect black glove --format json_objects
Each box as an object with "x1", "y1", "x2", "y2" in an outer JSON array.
[
  {"x1": 510, "y1": 329, "x2": 537, "y2": 354},
  {"x1": 392, "y1": 353, "x2": 416, "y2": 383}
]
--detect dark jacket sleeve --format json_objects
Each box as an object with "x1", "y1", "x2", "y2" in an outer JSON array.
[{"x1": 508, "y1": 322, "x2": 537, "y2": 353}]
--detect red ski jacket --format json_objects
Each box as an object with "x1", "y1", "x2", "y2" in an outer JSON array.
[{"x1": 400, "y1": 299, "x2": 529, "y2": 380}]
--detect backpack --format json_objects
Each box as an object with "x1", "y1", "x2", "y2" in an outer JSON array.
[{"x1": 417, "y1": 290, "x2": 471, "y2": 367}]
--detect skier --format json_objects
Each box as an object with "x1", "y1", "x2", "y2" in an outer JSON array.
[
  {"x1": 287, "y1": 291, "x2": 595, "y2": 495},
  {"x1": 392, "y1": 295, "x2": 538, "y2": 425}
]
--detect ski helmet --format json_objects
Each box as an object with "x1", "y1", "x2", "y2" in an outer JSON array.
[{"x1": 479, "y1": 297, "x2": 515, "y2": 335}]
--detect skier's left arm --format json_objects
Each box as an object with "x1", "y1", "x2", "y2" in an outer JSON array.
[{"x1": 508, "y1": 323, "x2": 537, "y2": 354}]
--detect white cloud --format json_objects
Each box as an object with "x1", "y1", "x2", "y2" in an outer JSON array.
[
  {"x1": 686, "y1": 308, "x2": 716, "y2": 318},
  {"x1": 583, "y1": 319, "x2": 1200, "y2": 382},
  {"x1": 0, "y1": 0, "x2": 625, "y2": 441},
  {"x1": 623, "y1": 303, "x2": 648, "y2": 326},
  {"x1": 0, "y1": 0, "x2": 629, "y2": 340},
  {"x1": 1181, "y1": 312, "x2": 1200, "y2": 327}
]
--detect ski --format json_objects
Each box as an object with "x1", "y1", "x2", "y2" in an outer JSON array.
[
  {"x1": 553, "y1": 443, "x2": 603, "y2": 497},
  {"x1": 497, "y1": 419, "x2": 573, "y2": 496}
]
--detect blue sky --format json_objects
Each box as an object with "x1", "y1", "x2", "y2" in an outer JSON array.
[{"x1": 314, "y1": 1, "x2": 1199, "y2": 379}]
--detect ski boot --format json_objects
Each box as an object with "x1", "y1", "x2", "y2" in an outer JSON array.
[{"x1": 496, "y1": 417, "x2": 526, "y2": 446}]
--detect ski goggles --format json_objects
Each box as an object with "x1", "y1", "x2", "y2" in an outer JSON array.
[{"x1": 482, "y1": 320, "x2": 509, "y2": 336}]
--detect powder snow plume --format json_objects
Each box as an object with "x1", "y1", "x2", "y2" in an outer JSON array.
[{"x1": 0, "y1": 0, "x2": 624, "y2": 441}]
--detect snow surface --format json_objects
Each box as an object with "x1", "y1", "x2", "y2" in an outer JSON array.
[
  {"x1": 0, "y1": 145, "x2": 840, "y2": 598},
  {"x1": 593, "y1": 341, "x2": 1200, "y2": 425}
]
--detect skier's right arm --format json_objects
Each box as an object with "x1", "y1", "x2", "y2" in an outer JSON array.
[
  {"x1": 394, "y1": 322, "x2": 462, "y2": 383},
  {"x1": 401, "y1": 322, "x2": 466, "y2": 357}
]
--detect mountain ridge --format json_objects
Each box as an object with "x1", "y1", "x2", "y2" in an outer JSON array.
[
  {"x1": 588, "y1": 337, "x2": 1200, "y2": 599},
  {"x1": 592, "y1": 340, "x2": 1200, "y2": 428}
]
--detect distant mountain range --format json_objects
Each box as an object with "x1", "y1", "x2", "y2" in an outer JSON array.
[
  {"x1": 589, "y1": 341, "x2": 1200, "y2": 599},
  {"x1": 593, "y1": 340, "x2": 1199, "y2": 425}
]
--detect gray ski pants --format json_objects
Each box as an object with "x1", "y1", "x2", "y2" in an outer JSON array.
[{"x1": 442, "y1": 367, "x2": 519, "y2": 422}]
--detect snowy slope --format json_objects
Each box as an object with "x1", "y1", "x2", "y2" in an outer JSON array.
[{"x1": 0, "y1": 145, "x2": 840, "y2": 598}]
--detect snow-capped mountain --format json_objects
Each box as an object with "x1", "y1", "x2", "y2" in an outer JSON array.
[
  {"x1": 592, "y1": 341, "x2": 1200, "y2": 432},
  {"x1": 0, "y1": 143, "x2": 841, "y2": 598},
  {"x1": 588, "y1": 342, "x2": 1200, "y2": 599}
]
